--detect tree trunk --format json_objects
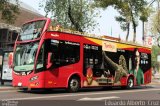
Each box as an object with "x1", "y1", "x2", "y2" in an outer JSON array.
[
  {"x1": 67, "y1": 0, "x2": 83, "y2": 32},
  {"x1": 126, "y1": 23, "x2": 130, "y2": 41},
  {"x1": 129, "y1": 1, "x2": 137, "y2": 43},
  {"x1": 133, "y1": 22, "x2": 136, "y2": 43},
  {"x1": 130, "y1": 10, "x2": 136, "y2": 42},
  {"x1": 142, "y1": 21, "x2": 145, "y2": 45}
]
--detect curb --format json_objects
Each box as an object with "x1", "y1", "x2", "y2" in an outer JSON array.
[
  {"x1": 149, "y1": 83, "x2": 160, "y2": 85},
  {"x1": 148, "y1": 81, "x2": 160, "y2": 85},
  {"x1": 0, "y1": 87, "x2": 18, "y2": 91}
]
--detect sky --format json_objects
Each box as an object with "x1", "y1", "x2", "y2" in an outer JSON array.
[{"x1": 19, "y1": 0, "x2": 154, "y2": 44}]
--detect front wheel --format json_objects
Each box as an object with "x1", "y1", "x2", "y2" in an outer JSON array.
[
  {"x1": 127, "y1": 77, "x2": 134, "y2": 89},
  {"x1": 68, "y1": 77, "x2": 80, "y2": 93}
]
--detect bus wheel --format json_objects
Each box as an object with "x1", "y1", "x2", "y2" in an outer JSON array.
[
  {"x1": 68, "y1": 77, "x2": 80, "y2": 93},
  {"x1": 127, "y1": 77, "x2": 134, "y2": 89}
]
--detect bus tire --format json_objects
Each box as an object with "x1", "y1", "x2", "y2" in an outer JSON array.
[
  {"x1": 68, "y1": 77, "x2": 80, "y2": 93},
  {"x1": 127, "y1": 77, "x2": 134, "y2": 89}
]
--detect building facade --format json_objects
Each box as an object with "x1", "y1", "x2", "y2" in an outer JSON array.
[
  {"x1": 0, "y1": 1, "x2": 44, "y2": 82},
  {"x1": 0, "y1": 1, "x2": 44, "y2": 51}
]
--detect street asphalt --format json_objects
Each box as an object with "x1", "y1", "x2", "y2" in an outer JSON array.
[{"x1": 0, "y1": 78, "x2": 160, "y2": 91}]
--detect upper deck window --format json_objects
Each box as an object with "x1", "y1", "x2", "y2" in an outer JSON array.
[{"x1": 18, "y1": 20, "x2": 46, "y2": 41}]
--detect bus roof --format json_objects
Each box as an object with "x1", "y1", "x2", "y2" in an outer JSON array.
[{"x1": 47, "y1": 28, "x2": 152, "y2": 50}]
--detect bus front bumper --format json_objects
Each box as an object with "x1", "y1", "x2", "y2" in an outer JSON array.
[{"x1": 13, "y1": 80, "x2": 45, "y2": 89}]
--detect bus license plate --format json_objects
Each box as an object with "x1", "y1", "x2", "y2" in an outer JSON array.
[{"x1": 18, "y1": 82, "x2": 22, "y2": 87}]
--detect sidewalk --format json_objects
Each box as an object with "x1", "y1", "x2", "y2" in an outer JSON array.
[
  {"x1": 149, "y1": 78, "x2": 160, "y2": 85},
  {"x1": 0, "y1": 81, "x2": 16, "y2": 91}
]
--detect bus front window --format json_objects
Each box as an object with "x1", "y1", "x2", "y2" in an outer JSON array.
[
  {"x1": 36, "y1": 44, "x2": 44, "y2": 70},
  {"x1": 18, "y1": 20, "x2": 46, "y2": 41},
  {"x1": 14, "y1": 42, "x2": 39, "y2": 72}
]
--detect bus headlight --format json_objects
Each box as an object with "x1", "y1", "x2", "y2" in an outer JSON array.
[{"x1": 30, "y1": 76, "x2": 38, "y2": 82}]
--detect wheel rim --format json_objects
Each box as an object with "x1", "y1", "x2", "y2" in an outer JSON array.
[
  {"x1": 128, "y1": 78, "x2": 133, "y2": 88},
  {"x1": 70, "y1": 79, "x2": 79, "y2": 91}
]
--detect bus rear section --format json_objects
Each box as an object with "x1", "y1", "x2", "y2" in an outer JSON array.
[{"x1": 81, "y1": 40, "x2": 151, "y2": 89}]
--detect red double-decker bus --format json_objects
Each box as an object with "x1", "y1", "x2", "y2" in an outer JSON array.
[{"x1": 12, "y1": 18, "x2": 151, "y2": 92}]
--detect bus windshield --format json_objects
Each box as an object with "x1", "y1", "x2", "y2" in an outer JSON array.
[
  {"x1": 14, "y1": 42, "x2": 39, "y2": 72},
  {"x1": 18, "y1": 20, "x2": 46, "y2": 41}
]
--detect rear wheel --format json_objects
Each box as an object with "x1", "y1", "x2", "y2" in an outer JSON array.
[
  {"x1": 127, "y1": 77, "x2": 134, "y2": 89},
  {"x1": 68, "y1": 77, "x2": 80, "y2": 93}
]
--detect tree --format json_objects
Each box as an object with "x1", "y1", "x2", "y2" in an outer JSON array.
[
  {"x1": 151, "y1": 10, "x2": 160, "y2": 36},
  {"x1": 149, "y1": 0, "x2": 160, "y2": 46},
  {"x1": 115, "y1": 2, "x2": 131, "y2": 41},
  {"x1": 152, "y1": 45, "x2": 160, "y2": 71},
  {"x1": 117, "y1": 0, "x2": 149, "y2": 42},
  {"x1": 139, "y1": 6, "x2": 152, "y2": 43},
  {"x1": 40, "y1": 0, "x2": 99, "y2": 32},
  {"x1": 94, "y1": 0, "x2": 131, "y2": 40},
  {"x1": 94, "y1": 0, "x2": 149, "y2": 42},
  {"x1": 0, "y1": 0, "x2": 19, "y2": 24},
  {"x1": 116, "y1": 16, "x2": 130, "y2": 41}
]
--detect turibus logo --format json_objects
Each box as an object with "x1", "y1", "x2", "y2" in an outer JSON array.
[{"x1": 102, "y1": 41, "x2": 117, "y2": 52}]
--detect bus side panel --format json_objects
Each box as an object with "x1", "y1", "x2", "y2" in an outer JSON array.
[
  {"x1": 44, "y1": 63, "x2": 82, "y2": 88},
  {"x1": 44, "y1": 31, "x2": 151, "y2": 88},
  {"x1": 44, "y1": 32, "x2": 84, "y2": 89},
  {"x1": 139, "y1": 48, "x2": 151, "y2": 85},
  {"x1": 144, "y1": 69, "x2": 152, "y2": 84},
  {"x1": 44, "y1": 68, "x2": 70, "y2": 88},
  {"x1": 81, "y1": 39, "x2": 151, "y2": 87}
]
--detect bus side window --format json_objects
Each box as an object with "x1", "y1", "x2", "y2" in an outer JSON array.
[
  {"x1": 83, "y1": 44, "x2": 102, "y2": 77},
  {"x1": 50, "y1": 39, "x2": 80, "y2": 68}
]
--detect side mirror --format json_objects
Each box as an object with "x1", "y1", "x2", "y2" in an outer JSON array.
[
  {"x1": 10, "y1": 64, "x2": 14, "y2": 69},
  {"x1": 47, "y1": 52, "x2": 52, "y2": 69}
]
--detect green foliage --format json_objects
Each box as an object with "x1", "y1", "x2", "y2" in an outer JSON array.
[
  {"x1": 152, "y1": 45, "x2": 160, "y2": 67},
  {"x1": 114, "y1": 1, "x2": 132, "y2": 41},
  {"x1": 116, "y1": 0, "x2": 149, "y2": 42},
  {"x1": 40, "y1": 0, "x2": 99, "y2": 32},
  {"x1": 93, "y1": 0, "x2": 119, "y2": 8},
  {"x1": 139, "y1": 7, "x2": 152, "y2": 22},
  {"x1": 0, "y1": 0, "x2": 19, "y2": 24},
  {"x1": 151, "y1": 10, "x2": 160, "y2": 35},
  {"x1": 115, "y1": 16, "x2": 128, "y2": 31}
]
